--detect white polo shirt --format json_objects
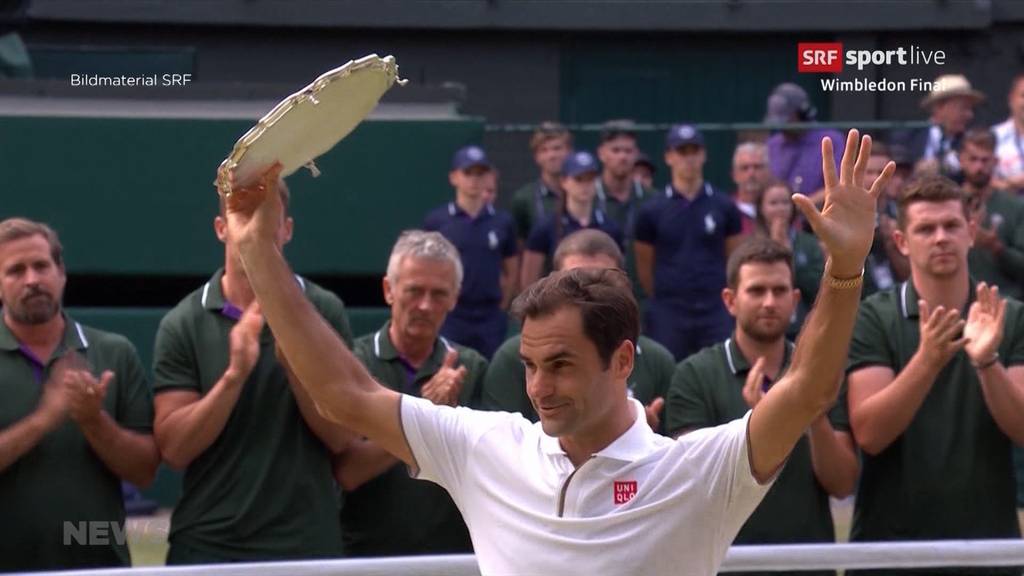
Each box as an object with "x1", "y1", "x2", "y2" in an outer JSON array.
[{"x1": 401, "y1": 395, "x2": 773, "y2": 576}]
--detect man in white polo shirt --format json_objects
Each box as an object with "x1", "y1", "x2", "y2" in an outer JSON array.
[{"x1": 221, "y1": 129, "x2": 892, "y2": 576}]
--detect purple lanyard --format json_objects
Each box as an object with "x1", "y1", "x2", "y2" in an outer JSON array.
[{"x1": 18, "y1": 344, "x2": 47, "y2": 383}]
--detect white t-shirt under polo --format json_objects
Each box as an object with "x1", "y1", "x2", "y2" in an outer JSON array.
[{"x1": 401, "y1": 396, "x2": 773, "y2": 576}]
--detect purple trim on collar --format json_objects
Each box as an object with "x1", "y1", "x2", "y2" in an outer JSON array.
[
  {"x1": 221, "y1": 301, "x2": 243, "y2": 321},
  {"x1": 398, "y1": 356, "x2": 419, "y2": 394},
  {"x1": 18, "y1": 344, "x2": 45, "y2": 383}
]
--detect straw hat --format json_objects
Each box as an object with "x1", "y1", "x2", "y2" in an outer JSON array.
[{"x1": 920, "y1": 74, "x2": 985, "y2": 108}]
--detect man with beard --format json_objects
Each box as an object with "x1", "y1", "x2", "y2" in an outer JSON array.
[
  {"x1": 666, "y1": 238, "x2": 857, "y2": 576},
  {"x1": 898, "y1": 74, "x2": 984, "y2": 179},
  {"x1": 152, "y1": 181, "x2": 353, "y2": 563},
  {"x1": 336, "y1": 230, "x2": 486, "y2": 556},
  {"x1": 958, "y1": 128, "x2": 1024, "y2": 301},
  {"x1": 0, "y1": 218, "x2": 159, "y2": 571},
  {"x1": 845, "y1": 175, "x2": 1024, "y2": 575}
]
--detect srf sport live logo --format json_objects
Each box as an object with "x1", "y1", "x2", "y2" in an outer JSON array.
[{"x1": 798, "y1": 43, "x2": 946, "y2": 73}]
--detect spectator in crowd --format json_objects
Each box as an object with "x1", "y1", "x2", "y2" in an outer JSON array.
[
  {"x1": 864, "y1": 142, "x2": 911, "y2": 296},
  {"x1": 897, "y1": 74, "x2": 984, "y2": 179},
  {"x1": 635, "y1": 124, "x2": 742, "y2": 360},
  {"x1": 152, "y1": 181, "x2": 353, "y2": 563},
  {"x1": 764, "y1": 83, "x2": 845, "y2": 201},
  {"x1": 0, "y1": 218, "x2": 159, "y2": 571},
  {"x1": 336, "y1": 230, "x2": 485, "y2": 556},
  {"x1": 992, "y1": 73, "x2": 1024, "y2": 193},
  {"x1": 732, "y1": 141, "x2": 770, "y2": 236},
  {"x1": 844, "y1": 175, "x2": 1024, "y2": 575},
  {"x1": 595, "y1": 120, "x2": 653, "y2": 240},
  {"x1": 424, "y1": 145, "x2": 519, "y2": 359},
  {"x1": 667, "y1": 238, "x2": 857, "y2": 576},
  {"x1": 217, "y1": 129, "x2": 890, "y2": 576},
  {"x1": 510, "y1": 122, "x2": 573, "y2": 241},
  {"x1": 755, "y1": 181, "x2": 824, "y2": 337},
  {"x1": 633, "y1": 152, "x2": 656, "y2": 190},
  {"x1": 520, "y1": 150, "x2": 623, "y2": 288},
  {"x1": 483, "y1": 229, "x2": 675, "y2": 433},
  {"x1": 960, "y1": 128, "x2": 1024, "y2": 302}
]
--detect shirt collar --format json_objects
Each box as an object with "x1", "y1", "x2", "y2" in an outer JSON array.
[
  {"x1": 448, "y1": 201, "x2": 495, "y2": 218},
  {"x1": 372, "y1": 321, "x2": 455, "y2": 372},
  {"x1": 540, "y1": 398, "x2": 658, "y2": 462},
  {"x1": 898, "y1": 279, "x2": 977, "y2": 319},
  {"x1": 0, "y1": 312, "x2": 89, "y2": 353},
  {"x1": 723, "y1": 335, "x2": 795, "y2": 376},
  {"x1": 202, "y1": 268, "x2": 306, "y2": 315}
]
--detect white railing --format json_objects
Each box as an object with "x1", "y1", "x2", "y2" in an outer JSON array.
[{"x1": 20, "y1": 540, "x2": 1024, "y2": 575}]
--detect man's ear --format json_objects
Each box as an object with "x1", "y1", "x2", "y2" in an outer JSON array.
[{"x1": 214, "y1": 215, "x2": 228, "y2": 243}]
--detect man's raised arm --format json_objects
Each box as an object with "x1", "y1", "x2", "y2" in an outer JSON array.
[
  {"x1": 223, "y1": 166, "x2": 414, "y2": 466},
  {"x1": 748, "y1": 130, "x2": 894, "y2": 481}
]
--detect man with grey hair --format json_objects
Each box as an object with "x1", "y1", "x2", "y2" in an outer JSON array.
[
  {"x1": 335, "y1": 229, "x2": 486, "y2": 556},
  {"x1": 732, "y1": 141, "x2": 770, "y2": 235}
]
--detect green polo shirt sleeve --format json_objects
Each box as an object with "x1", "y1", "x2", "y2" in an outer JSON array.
[
  {"x1": 305, "y1": 282, "x2": 354, "y2": 347},
  {"x1": 1003, "y1": 300, "x2": 1024, "y2": 366},
  {"x1": 665, "y1": 351, "x2": 719, "y2": 436},
  {"x1": 636, "y1": 336, "x2": 675, "y2": 403},
  {"x1": 103, "y1": 333, "x2": 154, "y2": 433},
  {"x1": 152, "y1": 310, "x2": 200, "y2": 393},
  {"x1": 847, "y1": 294, "x2": 895, "y2": 373},
  {"x1": 481, "y1": 336, "x2": 536, "y2": 419},
  {"x1": 458, "y1": 347, "x2": 488, "y2": 408}
]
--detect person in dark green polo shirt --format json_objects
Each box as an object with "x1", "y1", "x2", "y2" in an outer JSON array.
[
  {"x1": 959, "y1": 130, "x2": 1024, "y2": 509},
  {"x1": 152, "y1": 181, "x2": 353, "y2": 563},
  {"x1": 845, "y1": 175, "x2": 1024, "y2": 576},
  {"x1": 510, "y1": 122, "x2": 573, "y2": 242},
  {"x1": 0, "y1": 218, "x2": 159, "y2": 572},
  {"x1": 960, "y1": 129, "x2": 1024, "y2": 301},
  {"x1": 336, "y1": 230, "x2": 486, "y2": 556},
  {"x1": 483, "y1": 229, "x2": 675, "y2": 432},
  {"x1": 666, "y1": 237, "x2": 857, "y2": 576}
]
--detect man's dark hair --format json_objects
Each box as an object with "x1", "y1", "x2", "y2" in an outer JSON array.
[
  {"x1": 725, "y1": 237, "x2": 794, "y2": 289},
  {"x1": 511, "y1": 268, "x2": 639, "y2": 369},
  {"x1": 962, "y1": 128, "x2": 996, "y2": 153},
  {"x1": 599, "y1": 119, "x2": 638, "y2": 144},
  {"x1": 897, "y1": 174, "x2": 969, "y2": 230},
  {"x1": 553, "y1": 229, "x2": 625, "y2": 271}
]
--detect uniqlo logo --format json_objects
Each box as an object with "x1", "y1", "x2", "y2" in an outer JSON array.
[
  {"x1": 798, "y1": 43, "x2": 843, "y2": 73},
  {"x1": 613, "y1": 481, "x2": 637, "y2": 505}
]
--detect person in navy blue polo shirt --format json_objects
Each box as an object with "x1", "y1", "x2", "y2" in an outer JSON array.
[
  {"x1": 634, "y1": 124, "x2": 744, "y2": 360},
  {"x1": 520, "y1": 150, "x2": 623, "y2": 288},
  {"x1": 423, "y1": 145, "x2": 519, "y2": 359}
]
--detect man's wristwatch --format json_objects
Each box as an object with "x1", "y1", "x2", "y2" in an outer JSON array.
[{"x1": 824, "y1": 259, "x2": 864, "y2": 290}]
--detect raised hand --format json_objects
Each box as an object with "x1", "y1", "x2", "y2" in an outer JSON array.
[
  {"x1": 792, "y1": 129, "x2": 895, "y2": 278},
  {"x1": 742, "y1": 356, "x2": 768, "y2": 409},
  {"x1": 220, "y1": 163, "x2": 285, "y2": 251},
  {"x1": 226, "y1": 302, "x2": 265, "y2": 385},
  {"x1": 917, "y1": 299, "x2": 967, "y2": 367},
  {"x1": 421, "y1": 349, "x2": 466, "y2": 407},
  {"x1": 964, "y1": 282, "x2": 1006, "y2": 365}
]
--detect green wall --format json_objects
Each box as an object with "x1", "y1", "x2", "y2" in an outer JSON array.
[{"x1": 0, "y1": 116, "x2": 482, "y2": 276}]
